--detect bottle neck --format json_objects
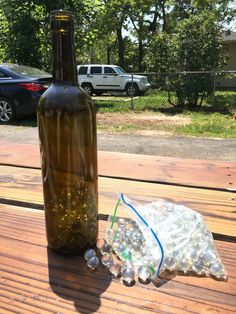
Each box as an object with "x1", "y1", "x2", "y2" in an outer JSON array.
[{"x1": 52, "y1": 28, "x2": 78, "y2": 84}]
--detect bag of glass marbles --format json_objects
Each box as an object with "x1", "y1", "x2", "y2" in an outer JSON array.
[{"x1": 106, "y1": 193, "x2": 227, "y2": 281}]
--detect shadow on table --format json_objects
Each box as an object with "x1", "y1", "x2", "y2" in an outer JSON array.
[{"x1": 47, "y1": 248, "x2": 111, "y2": 313}]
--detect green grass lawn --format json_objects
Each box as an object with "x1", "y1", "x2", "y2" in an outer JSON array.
[
  {"x1": 5, "y1": 90, "x2": 236, "y2": 138},
  {"x1": 94, "y1": 90, "x2": 236, "y2": 138}
]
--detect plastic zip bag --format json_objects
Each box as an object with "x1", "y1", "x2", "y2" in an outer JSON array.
[{"x1": 106, "y1": 194, "x2": 227, "y2": 281}]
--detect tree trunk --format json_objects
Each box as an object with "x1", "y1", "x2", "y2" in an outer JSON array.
[
  {"x1": 148, "y1": 4, "x2": 159, "y2": 34},
  {"x1": 161, "y1": 0, "x2": 166, "y2": 32},
  {"x1": 107, "y1": 47, "x2": 111, "y2": 64},
  {"x1": 28, "y1": 0, "x2": 31, "y2": 17},
  {"x1": 116, "y1": 27, "x2": 125, "y2": 68},
  {"x1": 138, "y1": 39, "x2": 143, "y2": 72}
]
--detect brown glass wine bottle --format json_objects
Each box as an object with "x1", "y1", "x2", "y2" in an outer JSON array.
[{"x1": 38, "y1": 10, "x2": 98, "y2": 254}]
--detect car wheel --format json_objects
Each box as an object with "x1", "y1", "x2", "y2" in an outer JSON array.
[
  {"x1": 0, "y1": 97, "x2": 16, "y2": 123},
  {"x1": 94, "y1": 91, "x2": 103, "y2": 96},
  {"x1": 125, "y1": 83, "x2": 140, "y2": 96},
  {"x1": 81, "y1": 83, "x2": 94, "y2": 96}
]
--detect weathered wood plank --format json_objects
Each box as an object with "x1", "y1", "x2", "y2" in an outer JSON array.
[
  {"x1": 0, "y1": 140, "x2": 235, "y2": 190},
  {"x1": 0, "y1": 165, "x2": 235, "y2": 237},
  {"x1": 99, "y1": 151, "x2": 236, "y2": 191},
  {"x1": 0, "y1": 205, "x2": 235, "y2": 314}
]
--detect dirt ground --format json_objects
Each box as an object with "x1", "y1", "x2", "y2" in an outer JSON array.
[{"x1": 96, "y1": 112, "x2": 191, "y2": 135}]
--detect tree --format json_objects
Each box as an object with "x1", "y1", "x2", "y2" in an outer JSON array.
[
  {"x1": 0, "y1": 0, "x2": 235, "y2": 73},
  {"x1": 126, "y1": 0, "x2": 171, "y2": 71},
  {"x1": 0, "y1": 8, "x2": 9, "y2": 62},
  {"x1": 1, "y1": 0, "x2": 43, "y2": 67},
  {"x1": 170, "y1": 0, "x2": 236, "y2": 30},
  {"x1": 145, "y1": 11, "x2": 227, "y2": 107},
  {"x1": 173, "y1": 11, "x2": 227, "y2": 106},
  {"x1": 126, "y1": 0, "x2": 152, "y2": 71},
  {"x1": 76, "y1": 0, "x2": 116, "y2": 64},
  {"x1": 173, "y1": 11, "x2": 226, "y2": 106},
  {"x1": 100, "y1": 0, "x2": 131, "y2": 68},
  {"x1": 144, "y1": 32, "x2": 177, "y2": 73},
  {"x1": 0, "y1": 0, "x2": 95, "y2": 69}
]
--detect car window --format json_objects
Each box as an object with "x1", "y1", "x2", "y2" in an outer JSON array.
[
  {"x1": 104, "y1": 67, "x2": 116, "y2": 74},
  {"x1": 2, "y1": 64, "x2": 51, "y2": 78},
  {"x1": 114, "y1": 66, "x2": 126, "y2": 74},
  {"x1": 90, "y1": 66, "x2": 102, "y2": 74},
  {"x1": 0, "y1": 70, "x2": 7, "y2": 78},
  {"x1": 78, "y1": 66, "x2": 88, "y2": 75}
]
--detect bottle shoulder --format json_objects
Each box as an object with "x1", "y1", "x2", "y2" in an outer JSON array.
[
  {"x1": 39, "y1": 83, "x2": 94, "y2": 112},
  {"x1": 42, "y1": 83, "x2": 82, "y2": 99}
]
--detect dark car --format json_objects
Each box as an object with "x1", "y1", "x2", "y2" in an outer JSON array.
[{"x1": 0, "y1": 63, "x2": 52, "y2": 123}]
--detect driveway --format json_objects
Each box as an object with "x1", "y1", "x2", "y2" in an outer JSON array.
[{"x1": 1, "y1": 123, "x2": 235, "y2": 162}]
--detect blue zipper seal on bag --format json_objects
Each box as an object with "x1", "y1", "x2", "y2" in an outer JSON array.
[{"x1": 120, "y1": 193, "x2": 164, "y2": 277}]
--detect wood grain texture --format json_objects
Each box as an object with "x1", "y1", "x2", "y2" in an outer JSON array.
[
  {"x1": 0, "y1": 165, "x2": 235, "y2": 237},
  {"x1": 0, "y1": 204, "x2": 235, "y2": 314},
  {"x1": 0, "y1": 140, "x2": 235, "y2": 190}
]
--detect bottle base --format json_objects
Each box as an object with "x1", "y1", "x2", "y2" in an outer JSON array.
[{"x1": 47, "y1": 242, "x2": 96, "y2": 255}]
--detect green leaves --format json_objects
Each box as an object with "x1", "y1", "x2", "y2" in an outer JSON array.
[
  {"x1": 144, "y1": 32, "x2": 178, "y2": 72},
  {"x1": 0, "y1": 0, "x2": 234, "y2": 80},
  {"x1": 0, "y1": 8, "x2": 9, "y2": 62},
  {"x1": 145, "y1": 9, "x2": 228, "y2": 107}
]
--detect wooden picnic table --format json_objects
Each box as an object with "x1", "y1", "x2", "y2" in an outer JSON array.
[{"x1": 0, "y1": 140, "x2": 235, "y2": 313}]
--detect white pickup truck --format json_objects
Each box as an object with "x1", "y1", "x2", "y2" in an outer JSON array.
[{"x1": 77, "y1": 64, "x2": 150, "y2": 96}]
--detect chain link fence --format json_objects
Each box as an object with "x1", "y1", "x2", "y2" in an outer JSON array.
[
  {"x1": 94, "y1": 71, "x2": 236, "y2": 111},
  {"x1": 127, "y1": 70, "x2": 236, "y2": 110}
]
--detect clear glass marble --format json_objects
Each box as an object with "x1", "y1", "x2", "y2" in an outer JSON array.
[
  {"x1": 185, "y1": 248, "x2": 199, "y2": 262},
  {"x1": 122, "y1": 267, "x2": 135, "y2": 284},
  {"x1": 201, "y1": 251, "x2": 217, "y2": 265},
  {"x1": 107, "y1": 228, "x2": 115, "y2": 239},
  {"x1": 87, "y1": 256, "x2": 99, "y2": 270},
  {"x1": 101, "y1": 254, "x2": 113, "y2": 267},
  {"x1": 210, "y1": 262, "x2": 226, "y2": 279},
  {"x1": 84, "y1": 249, "x2": 96, "y2": 260},
  {"x1": 100, "y1": 243, "x2": 111, "y2": 255},
  {"x1": 138, "y1": 266, "x2": 152, "y2": 282},
  {"x1": 118, "y1": 218, "x2": 128, "y2": 228},
  {"x1": 192, "y1": 262, "x2": 205, "y2": 275},
  {"x1": 96, "y1": 239, "x2": 106, "y2": 250},
  {"x1": 97, "y1": 238, "x2": 111, "y2": 255},
  {"x1": 114, "y1": 243, "x2": 126, "y2": 255},
  {"x1": 164, "y1": 256, "x2": 176, "y2": 271},
  {"x1": 121, "y1": 260, "x2": 134, "y2": 273},
  {"x1": 177, "y1": 259, "x2": 190, "y2": 273},
  {"x1": 109, "y1": 263, "x2": 121, "y2": 277}
]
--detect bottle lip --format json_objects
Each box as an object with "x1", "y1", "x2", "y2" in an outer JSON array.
[{"x1": 50, "y1": 10, "x2": 74, "y2": 21}]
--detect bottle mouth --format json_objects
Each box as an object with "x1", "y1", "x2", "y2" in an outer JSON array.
[
  {"x1": 50, "y1": 10, "x2": 74, "y2": 31},
  {"x1": 50, "y1": 10, "x2": 74, "y2": 20}
]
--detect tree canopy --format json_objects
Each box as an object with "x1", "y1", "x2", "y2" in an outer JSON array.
[{"x1": 0, "y1": 0, "x2": 235, "y2": 72}]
